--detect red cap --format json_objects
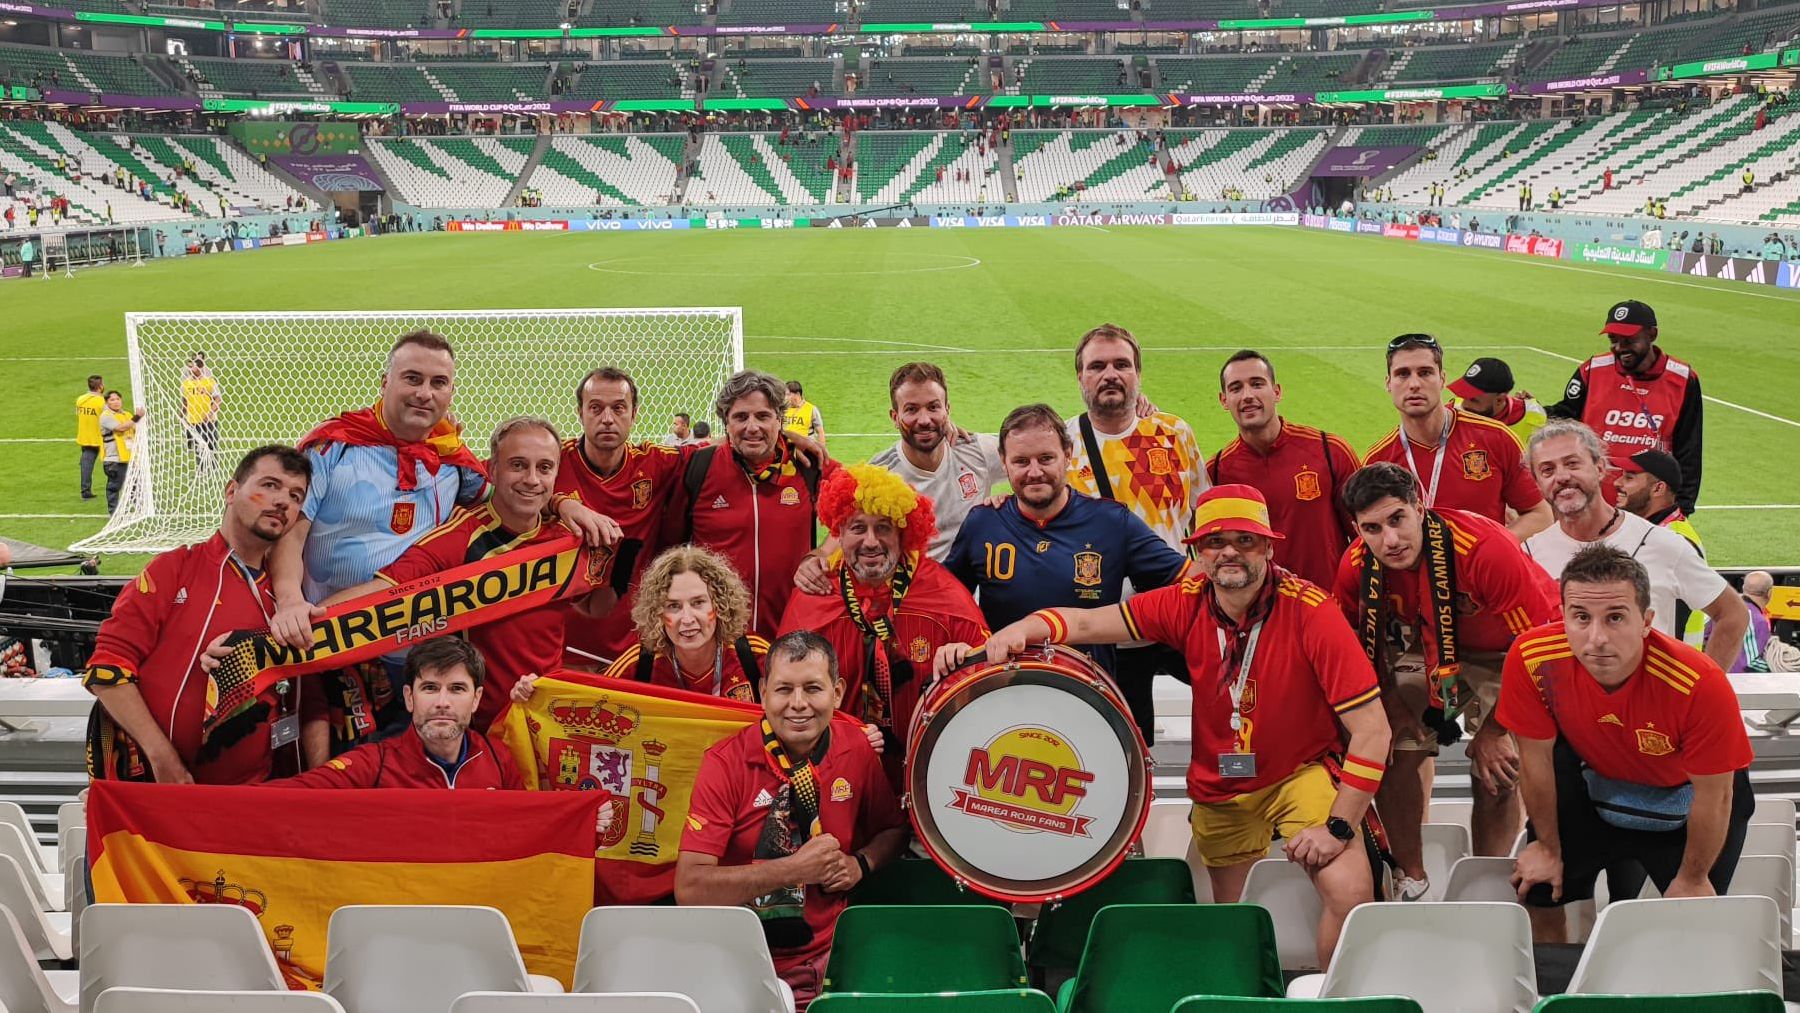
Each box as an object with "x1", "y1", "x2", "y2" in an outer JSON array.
[{"x1": 1184, "y1": 484, "x2": 1285, "y2": 543}]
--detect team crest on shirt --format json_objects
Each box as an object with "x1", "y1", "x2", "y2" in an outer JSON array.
[
  {"x1": 1145, "y1": 447, "x2": 1173, "y2": 477},
  {"x1": 1294, "y1": 467, "x2": 1322, "y2": 502},
  {"x1": 1073, "y1": 550, "x2": 1102, "y2": 588},
  {"x1": 1239, "y1": 678, "x2": 1258, "y2": 714},
  {"x1": 909, "y1": 637, "x2": 931, "y2": 664},
  {"x1": 1635, "y1": 725, "x2": 1674, "y2": 756},
  {"x1": 1461, "y1": 450, "x2": 1492, "y2": 481},
  {"x1": 780, "y1": 486, "x2": 800, "y2": 506},
  {"x1": 1036, "y1": 540, "x2": 1051, "y2": 554},
  {"x1": 390, "y1": 502, "x2": 416, "y2": 534},
  {"x1": 959, "y1": 472, "x2": 980, "y2": 499},
  {"x1": 831, "y1": 777, "x2": 853, "y2": 802},
  {"x1": 632, "y1": 479, "x2": 653, "y2": 510}
]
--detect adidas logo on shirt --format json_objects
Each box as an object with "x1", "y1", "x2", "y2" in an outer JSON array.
[
  {"x1": 753, "y1": 788, "x2": 775, "y2": 809},
  {"x1": 712, "y1": 496, "x2": 730, "y2": 510},
  {"x1": 174, "y1": 587, "x2": 188, "y2": 605}
]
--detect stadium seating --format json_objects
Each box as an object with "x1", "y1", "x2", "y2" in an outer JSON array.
[
  {"x1": 1417, "y1": 822, "x2": 1471, "y2": 903},
  {"x1": 1011, "y1": 130, "x2": 1171, "y2": 202},
  {"x1": 1006, "y1": 0, "x2": 1129, "y2": 19},
  {"x1": 371, "y1": 136, "x2": 536, "y2": 207},
  {"x1": 527, "y1": 134, "x2": 685, "y2": 207},
  {"x1": 1239, "y1": 859, "x2": 1322, "y2": 973},
  {"x1": 320, "y1": 0, "x2": 432, "y2": 27},
  {"x1": 849, "y1": 855, "x2": 1007, "y2": 907},
  {"x1": 1565, "y1": 897, "x2": 1781, "y2": 997},
  {"x1": 1153, "y1": 56, "x2": 1283, "y2": 95},
  {"x1": 134, "y1": 133, "x2": 312, "y2": 213},
  {"x1": 1172, "y1": 127, "x2": 1329, "y2": 201},
  {"x1": 1025, "y1": 858, "x2": 1195, "y2": 976},
  {"x1": 453, "y1": 0, "x2": 563, "y2": 29},
  {"x1": 1441, "y1": 856, "x2": 1517, "y2": 903},
  {"x1": 812, "y1": 994, "x2": 1053, "y2": 1012},
  {"x1": 691, "y1": 133, "x2": 834, "y2": 205},
  {"x1": 182, "y1": 56, "x2": 325, "y2": 98},
  {"x1": 1173, "y1": 1001, "x2": 1424, "y2": 1013},
  {"x1": 0, "y1": 908, "x2": 74, "y2": 1013},
  {"x1": 853, "y1": 131, "x2": 999, "y2": 204},
  {"x1": 342, "y1": 63, "x2": 444, "y2": 104},
  {"x1": 1286, "y1": 902, "x2": 1537, "y2": 1012},
  {"x1": 1533, "y1": 994, "x2": 1785, "y2": 1013},
  {"x1": 423, "y1": 63, "x2": 556, "y2": 102},
  {"x1": 718, "y1": 59, "x2": 840, "y2": 97},
  {"x1": 1016, "y1": 58, "x2": 1130, "y2": 95},
  {"x1": 95, "y1": 991, "x2": 345, "y2": 1012},
  {"x1": 455, "y1": 996, "x2": 701, "y2": 1012},
  {"x1": 0, "y1": 44, "x2": 177, "y2": 98},
  {"x1": 573, "y1": 906, "x2": 795, "y2": 1013},
  {"x1": 0, "y1": 802, "x2": 52, "y2": 873},
  {"x1": 851, "y1": 57, "x2": 987, "y2": 97},
  {"x1": 324, "y1": 905, "x2": 561, "y2": 1013},
  {"x1": 1268, "y1": 52, "x2": 1364, "y2": 92},
  {"x1": 1057, "y1": 904, "x2": 1282, "y2": 1013},
  {"x1": 1726, "y1": 855, "x2": 1794, "y2": 941},
  {"x1": 79, "y1": 904, "x2": 286, "y2": 1013},
  {"x1": 577, "y1": 0, "x2": 699, "y2": 27},
  {"x1": 1384, "y1": 42, "x2": 1521, "y2": 83},
  {"x1": 823, "y1": 905, "x2": 1029, "y2": 994},
  {"x1": 716, "y1": 0, "x2": 842, "y2": 26},
  {"x1": 0, "y1": 854, "x2": 71, "y2": 960},
  {"x1": 857, "y1": 0, "x2": 990, "y2": 21},
  {"x1": 567, "y1": 62, "x2": 695, "y2": 100}
]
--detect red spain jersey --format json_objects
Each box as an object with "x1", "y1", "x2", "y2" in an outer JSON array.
[
  {"x1": 1208, "y1": 419, "x2": 1361, "y2": 589},
  {"x1": 555, "y1": 438, "x2": 686, "y2": 662},
  {"x1": 1333, "y1": 508, "x2": 1560, "y2": 656},
  {"x1": 376, "y1": 502, "x2": 566, "y2": 733},
  {"x1": 1498, "y1": 623, "x2": 1752, "y2": 786},
  {"x1": 281, "y1": 727, "x2": 524, "y2": 789},
  {"x1": 1121, "y1": 571, "x2": 1380, "y2": 804},
  {"x1": 672, "y1": 442, "x2": 824, "y2": 640},
  {"x1": 602, "y1": 634, "x2": 772, "y2": 702},
  {"x1": 681, "y1": 722, "x2": 904, "y2": 977},
  {"x1": 1364, "y1": 407, "x2": 1542, "y2": 524}
]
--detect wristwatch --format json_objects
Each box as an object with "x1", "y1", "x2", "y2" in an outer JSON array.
[
  {"x1": 1325, "y1": 817, "x2": 1355, "y2": 842},
  {"x1": 854, "y1": 852, "x2": 872, "y2": 877}
]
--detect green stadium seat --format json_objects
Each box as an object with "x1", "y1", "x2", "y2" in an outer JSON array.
[
  {"x1": 1054, "y1": 905, "x2": 1282, "y2": 1013},
  {"x1": 1532, "y1": 994, "x2": 1784, "y2": 1013},
  {"x1": 1026, "y1": 859, "x2": 1196, "y2": 977},
  {"x1": 320, "y1": 0, "x2": 429, "y2": 27},
  {"x1": 849, "y1": 856, "x2": 1006, "y2": 907},
  {"x1": 812, "y1": 991, "x2": 1056, "y2": 1011},
  {"x1": 822, "y1": 906, "x2": 1029, "y2": 995},
  {"x1": 1173, "y1": 1000, "x2": 1424, "y2": 1013}
]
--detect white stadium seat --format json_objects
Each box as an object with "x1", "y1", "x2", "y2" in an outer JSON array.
[
  {"x1": 1428, "y1": 800, "x2": 1473, "y2": 830},
  {"x1": 0, "y1": 907, "x2": 77, "y2": 1013},
  {"x1": 1567, "y1": 896, "x2": 1781, "y2": 997},
  {"x1": 1420, "y1": 823, "x2": 1472, "y2": 902},
  {"x1": 1139, "y1": 799, "x2": 1213, "y2": 902},
  {"x1": 0, "y1": 854, "x2": 71, "y2": 961},
  {"x1": 95, "y1": 989, "x2": 346, "y2": 1012},
  {"x1": 574, "y1": 906, "x2": 795, "y2": 1013},
  {"x1": 0, "y1": 821, "x2": 65, "y2": 911},
  {"x1": 57, "y1": 803, "x2": 84, "y2": 849},
  {"x1": 325, "y1": 905, "x2": 562, "y2": 1013},
  {"x1": 59, "y1": 826, "x2": 84, "y2": 917},
  {"x1": 1240, "y1": 858, "x2": 1323, "y2": 972},
  {"x1": 1742, "y1": 823, "x2": 1796, "y2": 863},
  {"x1": 0, "y1": 801, "x2": 54, "y2": 873},
  {"x1": 79, "y1": 904, "x2": 284, "y2": 1013},
  {"x1": 1443, "y1": 856, "x2": 1521, "y2": 904},
  {"x1": 1287, "y1": 901, "x2": 1537, "y2": 1013},
  {"x1": 1752, "y1": 797, "x2": 1796, "y2": 828},
  {"x1": 1726, "y1": 854, "x2": 1794, "y2": 943},
  {"x1": 453, "y1": 994, "x2": 702, "y2": 1012}
]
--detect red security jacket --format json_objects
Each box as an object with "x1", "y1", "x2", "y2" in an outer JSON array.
[
  {"x1": 1546, "y1": 348, "x2": 1703, "y2": 514},
  {"x1": 281, "y1": 726, "x2": 525, "y2": 789}
]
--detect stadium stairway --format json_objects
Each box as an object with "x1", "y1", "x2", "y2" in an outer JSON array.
[
  {"x1": 500, "y1": 135, "x2": 549, "y2": 208},
  {"x1": 1012, "y1": 130, "x2": 1175, "y2": 203},
  {"x1": 0, "y1": 123, "x2": 196, "y2": 226},
  {"x1": 851, "y1": 131, "x2": 1000, "y2": 206},
  {"x1": 525, "y1": 135, "x2": 687, "y2": 208},
  {"x1": 1557, "y1": 97, "x2": 1760, "y2": 215},
  {"x1": 689, "y1": 133, "x2": 833, "y2": 206}
]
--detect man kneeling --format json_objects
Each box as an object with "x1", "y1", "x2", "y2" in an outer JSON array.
[
  {"x1": 676, "y1": 631, "x2": 907, "y2": 1010},
  {"x1": 281, "y1": 637, "x2": 524, "y2": 790},
  {"x1": 1504, "y1": 544, "x2": 1755, "y2": 941}
]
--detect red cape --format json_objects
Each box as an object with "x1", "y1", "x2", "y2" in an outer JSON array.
[{"x1": 298, "y1": 404, "x2": 485, "y2": 491}]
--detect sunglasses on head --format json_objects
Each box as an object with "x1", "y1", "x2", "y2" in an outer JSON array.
[{"x1": 1387, "y1": 334, "x2": 1441, "y2": 352}]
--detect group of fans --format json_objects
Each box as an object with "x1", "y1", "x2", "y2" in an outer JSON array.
[{"x1": 79, "y1": 307, "x2": 1771, "y2": 1007}]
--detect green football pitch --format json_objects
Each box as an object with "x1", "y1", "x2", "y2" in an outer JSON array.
[{"x1": 5, "y1": 224, "x2": 1798, "y2": 573}]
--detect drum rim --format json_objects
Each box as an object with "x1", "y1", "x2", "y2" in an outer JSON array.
[{"x1": 905, "y1": 659, "x2": 1151, "y2": 904}]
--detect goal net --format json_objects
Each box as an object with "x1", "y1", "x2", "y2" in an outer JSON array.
[{"x1": 73, "y1": 308, "x2": 744, "y2": 555}]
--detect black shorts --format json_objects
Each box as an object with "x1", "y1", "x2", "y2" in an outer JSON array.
[{"x1": 1523, "y1": 738, "x2": 1753, "y2": 906}]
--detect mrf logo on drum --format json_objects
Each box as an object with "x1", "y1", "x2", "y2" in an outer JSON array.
[{"x1": 949, "y1": 725, "x2": 1096, "y2": 837}]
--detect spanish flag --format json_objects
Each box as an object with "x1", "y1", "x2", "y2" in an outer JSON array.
[
  {"x1": 496, "y1": 672, "x2": 763, "y2": 905},
  {"x1": 87, "y1": 782, "x2": 599, "y2": 988}
]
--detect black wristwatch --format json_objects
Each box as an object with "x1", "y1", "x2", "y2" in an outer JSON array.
[
  {"x1": 854, "y1": 852, "x2": 872, "y2": 877},
  {"x1": 1325, "y1": 817, "x2": 1355, "y2": 842}
]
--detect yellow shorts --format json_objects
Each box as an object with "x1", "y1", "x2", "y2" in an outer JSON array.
[{"x1": 1190, "y1": 762, "x2": 1337, "y2": 868}]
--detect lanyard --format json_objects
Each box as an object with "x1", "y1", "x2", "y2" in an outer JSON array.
[
  {"x1": 229, "y1": 555, "x2": 293, "y2": 713},
  {"x1": 1399, "y1": 410, "x2": 1453, "y2": 508},
  {"x1": 1216, "y1": 620, "x2": 1265, "y2": 733}
]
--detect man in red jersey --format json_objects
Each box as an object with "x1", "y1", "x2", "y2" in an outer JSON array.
[
  {"x1": 282, "y1": 638, "x2": 524, "y2": 790},
  {"x1": 556, "y1": 367, "x2": 688, "y2": 667},
  {"x1": 779, "y1": 463, "x2": 986, "y2": 788},
  {"x1": 1504, "y1": 545, "x2": 1753, "y2": 942},
  {"x1": 1335, "y1": 462, "x2": 1561, "y2": 901},
  {"x1": 85, "y1": 446, "x2": 322, "y2": 784},
  {"x1": 1365, "y1": 334, "x2": 1550, "y2": 539},
  {"x1": 946, "y1": 485, "x2": 1388, "y2": 968},
  {"x1": 326, "y1": 418, "x2": 623, "y2": 733},
  {"x1": 1209, "y1": 349, "x2": 1361, "y2": 588},
  {"x1": 673, "y1": 371, "x2": 829, "y2": 640},
  {"x1": 1545, "y1": 301, "x2": 1704, "y2": 514}
]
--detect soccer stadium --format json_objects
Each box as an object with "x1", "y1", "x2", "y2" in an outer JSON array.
[{"x1": 1, "y1": 0, "x2": 1800, "y2": 1006}]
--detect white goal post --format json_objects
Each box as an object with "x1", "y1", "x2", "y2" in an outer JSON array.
[{"x1": 73, "y1": 308, "x2": 745, "y2": 555}]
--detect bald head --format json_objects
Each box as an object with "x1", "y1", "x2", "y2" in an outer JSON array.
[{"x1": 1744, "y1": 571, "x2": 1774, "y2": 607}]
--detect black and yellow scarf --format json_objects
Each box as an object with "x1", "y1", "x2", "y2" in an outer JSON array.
[
  {"x1": 840, "y1": 552, "x2": 918, "y2": 732},
  {"x1": 1357, "y1": 509, "x2": 1464, "y2": 742},
  {"x1": 751, "y1": 718, "x2": 831, "y2": 950},
  {"x1": 739, "y1": 438, "x2": 797, "y2": 486}
]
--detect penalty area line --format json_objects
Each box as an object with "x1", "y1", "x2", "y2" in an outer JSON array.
[{"x1": 1518, "y1": 346, "x2": 1800, "y2": 431}]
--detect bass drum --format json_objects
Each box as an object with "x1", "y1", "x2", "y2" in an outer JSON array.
[{"x1": 905, "y1": 644, "x2": 1151, "y2": 904}]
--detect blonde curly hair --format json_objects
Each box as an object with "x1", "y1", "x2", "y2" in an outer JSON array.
[{"x1": 630, "y1": 545, "x2": 752, "y2": 660}]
